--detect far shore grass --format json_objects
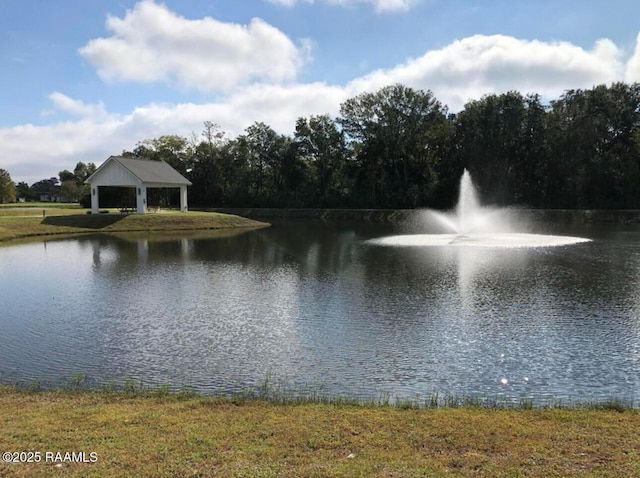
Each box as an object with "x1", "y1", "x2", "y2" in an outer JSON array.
[
  {"x1": 0, "y1": 204, "x2": 269, "y2": 243},
  {"x1": 1, "y1": 386, "x2": 639, "y2": 477}
]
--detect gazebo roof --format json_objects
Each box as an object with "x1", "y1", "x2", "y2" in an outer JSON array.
[{"x1": 86, "y1": 155, "x2": 192, "y2": 186}]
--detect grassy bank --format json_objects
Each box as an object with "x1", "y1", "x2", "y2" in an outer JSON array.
[
  {"x1": 0, "y1": 208, "x2": 269, "y2": 243},
  {"x1": 0, "y1": 387, "x2": 639, "y2": 477}
]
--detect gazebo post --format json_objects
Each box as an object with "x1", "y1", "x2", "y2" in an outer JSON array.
[
  {"x1": 91, "y1": 186, "x2": 99, "y2": 214},
  {"x1": 180, "y1": 185, "x2": 188, "y2": 212},
  {"x1": 136, "y1": 184, "x2": 147, "y2": 214}
]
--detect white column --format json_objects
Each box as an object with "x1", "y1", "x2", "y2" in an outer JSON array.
[
  {"x1": 136, "y1": 184, "x2": 147, "y2": 214},
  {"x1": 91, "y1": 186, "x2": 99, "y2": 214},
  {"x1": 180, "y1": 185, "x2": 188, "y2": 212}
]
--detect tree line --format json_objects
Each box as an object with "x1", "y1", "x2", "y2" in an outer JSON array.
[
  {"x1": 0, "y1": 162, "x2": 97, "y2": 204},
  {"x1": 3, "y1": 82, "x2": 640, "y2": 209}
]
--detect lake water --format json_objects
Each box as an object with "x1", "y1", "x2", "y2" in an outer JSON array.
[{"x1": 1, "y1": 219, "x2": 639, "y2": 405}]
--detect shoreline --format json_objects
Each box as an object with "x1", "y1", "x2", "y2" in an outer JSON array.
[
  {"x1": 210, "y1": 207, "x2": 640, "y2": 224},
  {"x1": 1, "y1": 376, "x2": 635, "y2": 410}
]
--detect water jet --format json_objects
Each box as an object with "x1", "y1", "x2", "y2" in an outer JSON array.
[{"x1": 367, "y1": 169, "x2": 591, "y2": 248}]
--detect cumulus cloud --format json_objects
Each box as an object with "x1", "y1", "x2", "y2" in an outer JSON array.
[
  {"x1": 79, "y1": 0, "x2": 308, "y2": 90},
  {"x1": 265, "y1": 0, "x2": 418, "y2": 13},
  {"x1": 348, "y1": 34, "x2": 625, "y2": 111},
  {"x1": 367, "y1": 0, "x2": 418, "y2": 13},
  {"x1": 48, "y1": 92, "x2": 108, "y2": 119},
  {"x1": 624, "y1": 33, "x2": 640, "y2": 82}
]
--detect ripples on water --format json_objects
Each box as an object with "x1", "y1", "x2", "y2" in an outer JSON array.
[{"x1": 0, "y1": 222, "x2": 639, "y2": 405}]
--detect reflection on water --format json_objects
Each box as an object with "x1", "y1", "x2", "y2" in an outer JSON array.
[{"x1": 1, "y1": 222, "x2": 639, "y2": 405}]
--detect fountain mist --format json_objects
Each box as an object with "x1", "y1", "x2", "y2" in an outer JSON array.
[{"x1": 366, "y1": 169, "x2": 591, "y2": 248}]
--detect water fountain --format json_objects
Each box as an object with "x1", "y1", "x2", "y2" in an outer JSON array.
[{"x1": 367, "y1": 169, "x2": 591, "y2": 248}]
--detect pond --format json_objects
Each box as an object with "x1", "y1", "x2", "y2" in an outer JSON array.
[{"x1": 1, "y1": 219, "x2": 639, "y2": 405}]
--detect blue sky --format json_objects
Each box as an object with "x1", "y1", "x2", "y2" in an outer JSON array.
[{"x1": 2, "y1": 0, "x2": 640, "y2": 184}]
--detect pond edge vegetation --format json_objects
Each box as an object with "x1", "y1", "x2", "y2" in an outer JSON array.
[{"x1": 2, "y1": 373, "x2": 635, "y2": 412}]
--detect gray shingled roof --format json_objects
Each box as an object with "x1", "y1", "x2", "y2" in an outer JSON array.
[{"x1": 89, "y1": 155, "x2": 192, "y2": 185}]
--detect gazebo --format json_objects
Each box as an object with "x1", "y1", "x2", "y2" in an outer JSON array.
[{"x1": 85, "y1": 155, "x2": 192, "y2": 214}]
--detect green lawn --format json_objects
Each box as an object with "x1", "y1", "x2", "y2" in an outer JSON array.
[
  {"x1": 0, "y1": 202, "x2": 83, "y2": 210},
  {"x1": 0, "y1": 387, "x2": 638, "y2": 477},
  {"x1": 0, "y1": 208, "x2": 269, "y2": 243}
]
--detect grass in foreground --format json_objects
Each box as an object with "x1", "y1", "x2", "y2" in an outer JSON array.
[
  {"x1": 0, "y1": 387, "x2": 639, "y2": 477},
  {"x1": 0, "y1": 209, "x2": 268, "y2": 243}
]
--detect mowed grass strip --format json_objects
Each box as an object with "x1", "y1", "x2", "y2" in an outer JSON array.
[
  {"x1": 0, "y1": 210, "x2": 268, "y2": 243},
  {"x1": 1, "y1": 389, "x2": 639, "y2": 477}
]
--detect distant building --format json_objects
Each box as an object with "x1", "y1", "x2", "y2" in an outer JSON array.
[{"x1": 35, "y1": 186, "x2": 68, "y2": 202}]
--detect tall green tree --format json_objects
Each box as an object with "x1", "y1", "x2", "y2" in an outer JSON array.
[
  {"x1": 453, "y1": 91, "x2": 528, "y2": 206},
  {"x1": 60, "y1": 180, "x2": 82, "y2": 202},
  {"x1": 294, "y1": 114, "x2": 347, "y2": 206},
  {"x1": 517, "y1": 94, "x2": 549, "y2": 207},
  {"x1": 236, "y1": 122, "x2": 290, "y2": 206},
  {"x1": 547, "y1": 83, "x2": 640, "y2": 208},
  {"x1": 15, "y1": 181, "x2": 31, "y2": 201},
  {"x1": 189, "y1": 122, "x2": 239, "y2": 207},
  {"x1": 132, "y1": 135, "x2": 193, "y2": 176},
  {"x1": 339, "y1": 84, "x2": 449, "y2": 207},
  {"x1": 0, "y1": 169, "x2": 16, "y2": 203},
  {"x1": 58, "y1": 161, "x2": 97, "y2": 203},
  {"x1": 73, "y1": 161, "x2": 97, "y2": 183},
  {"x1": 59, "y1": 169, "x2": 76, "y2": 183}
]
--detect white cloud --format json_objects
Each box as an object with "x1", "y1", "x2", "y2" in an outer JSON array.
[
  {"x1": 265, "y1": 0, "x2": 418, "y2": 13},
  {"x1": 48, "y1": 92, "x2": 108, "y2": 119},
  {"x1": 348, "y1": 34, "x2": 625, "y2": 111},
  {"x1": 267, "y1": 0, "x2": 312, "y2": 6},
  {"x1": 625, "y1": 33, "x2": 640, "y2": 82},
  {"x1": 368, "y1": 0, "x2": 418, "y2": 13},
  {"x1": 79, "y1": 0, "x2": 308, "y2": 90}
]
